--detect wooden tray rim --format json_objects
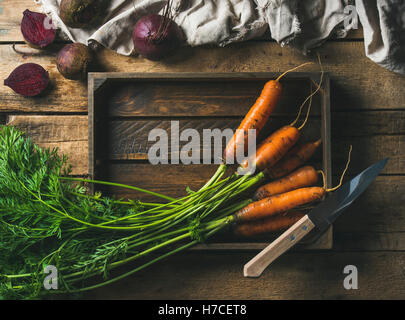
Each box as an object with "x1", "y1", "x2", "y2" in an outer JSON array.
[{"x1": 88, "y1": 71, "x2": 333, "y2": 251}]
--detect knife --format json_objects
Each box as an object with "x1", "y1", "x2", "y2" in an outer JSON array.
[{"x1": 243, "y1": 158, "x2": 389, "y2": 278}]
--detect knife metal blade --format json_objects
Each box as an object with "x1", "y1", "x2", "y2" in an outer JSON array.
[
  {"x1": 308, "y1": 157, "x2": 388, "y2": 233},
  {"x1": 243, "y1": 158, "x2": 389, "y2": 278}
]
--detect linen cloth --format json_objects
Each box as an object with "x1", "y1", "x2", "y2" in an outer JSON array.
[
  {"x1": 356, "y1": 0, "x2": 405, "y2": 74},
  {"x1": 37, "y1": 0, "x2": 405, "y2": 75}
]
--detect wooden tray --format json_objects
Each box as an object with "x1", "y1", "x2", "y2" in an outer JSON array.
[{"x1": 88, "y1": 72, "x2": 332, "y2": 250}]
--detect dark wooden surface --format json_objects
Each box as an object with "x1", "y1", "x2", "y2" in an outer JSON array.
[{"x1": 1, "y1": 0, "x2": 404, "y2": 299}]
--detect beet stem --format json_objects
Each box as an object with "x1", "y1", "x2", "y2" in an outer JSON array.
[{"x1": 151, "y1": 0, "x2": 173, "y2": 43}]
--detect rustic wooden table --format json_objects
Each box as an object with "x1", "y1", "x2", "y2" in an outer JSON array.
[{"x1": 1, "y1": 1, "x2": 404, "y2": 300}]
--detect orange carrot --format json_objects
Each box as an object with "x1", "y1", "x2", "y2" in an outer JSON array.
[
  {"x1": 240, "y1": 72, "x2": 323, "y2": 173},
  {"x1": 265, "y1": 139, "x2": 322, "y2": 179},
  {"x1": 223, "y1": 81, "x2": 282, "y2": 163},
  {"x1": 254, "y1": 166, "x2": 319, "y2": 200},
  {"x1": 223, "y1": 63, "x2": 313, "y2": 163},
  {"x1": 223, "y1": 80, "x2": 282, "y2": 162},
  {"x1": 234, "y1": 187, "x2": 325, "y2": 222},
  {"x1": 235, "y1": 145, "x2": 353, "y2": 223},
  {"x1": 234, "y1": 211, "x2": 305, "y2": 237},
  {"x1": 250, "y1": 125, "x2": 300, "y2": 171}
]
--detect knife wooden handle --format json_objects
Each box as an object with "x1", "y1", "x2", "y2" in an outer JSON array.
[{"x1": 244, "y1": 215, "x2": 315, "y2": 278}]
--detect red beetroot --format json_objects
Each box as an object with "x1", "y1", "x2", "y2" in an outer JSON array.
[
  {"x1": 56, "y1": 43, "x2": 93, "y2": 80},
  {"x1": 4, "y1": 63, "x2": 50, "y2": 97},
  {"x1": 59, "y1": 0, "x2": 108, "y2": 28},
  {"x1": 21, "y1": 10, "x2": 56, "y2": 49}
]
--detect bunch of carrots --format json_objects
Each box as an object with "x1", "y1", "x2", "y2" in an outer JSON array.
[
  {"x1": 1, "y1": 62, "x2": 351, "y2": 298},
  {"x1": 211, "y1": 63, "x2": 341, "y2": 238}
]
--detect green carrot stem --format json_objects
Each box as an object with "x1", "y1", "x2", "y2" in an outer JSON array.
[
  {"x1": 69, "y1": 240, "x2": 198, "y2": 293},
  {"x1": 3, "y1": 273, "x2": 33, "y2": 279},
  {"x1": 21, "y1": 182, "x2": 157, "y2": 231},
  {"x1": 90, "y1": 175, "x2": 232, "y2": 230},
  {"x1": 214, "y1": 199, "x2": 252, "y2": 218},
  {"x1": 69, "y1": 190, "x2": 177, "y2": 208},
  {"x1": 198, "y1": 164, "x2": 227, "y2": 190},
  {"x1": 64, "y1": 223, "x2": 228, "y2": 293},
  {"x1": 126, "y1": 227, "x2": 190, "y2": 249},
  {"x1": 60, "y1": 177, "x2": 177, "y2": 202},
  {"x1": 63, "y1": 232, "x2": 192, "y2": 282},
  {"x1": 68, "y1": 174, "x2": 233, "y2": 230}
]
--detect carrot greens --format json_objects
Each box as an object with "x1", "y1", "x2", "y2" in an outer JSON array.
[{"x1": 0, "y1": 126, "x2": 259, "y2": 299}]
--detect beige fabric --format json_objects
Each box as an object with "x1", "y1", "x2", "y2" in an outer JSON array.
[
  {"x1": 38, "y1": 0, "x2": 269, "y2": 55},
  {"x1": 356, "y1": 0, "x2": 405, "y2": 75},
  {"x1": 37, "y1": 0, "x2": 351, "y2": 55},
  {"x1": 38, "y1": 0, "x2": 405, "y2": 75}
]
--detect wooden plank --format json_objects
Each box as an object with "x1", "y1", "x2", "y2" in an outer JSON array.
[
  {"x1": 332, "y1": 111, "x2": 405, "y2": 136},
  {"x1": 6, "y1": 112, "x2": 404, "y2": 171},
  {"x1": 344, "y1": 27, "x2": 364, "y2": 40},
  {"x1": 6, "y1": 115, "x2": 88, "y2": 175},
  {"x1": 102, "y1": 118, "x2": 323, "y2": 161},
  {"x1": 101, "y1": 118, "x2": 405, "y2": 176},
  {"x1": 334, "y1": 176, "x2": 405, "y2": 233},
  {"x1": 332, "y1": 135, "x2": 405, "y2": 175},
  {"x1": 84, "y1": 251, "x2": 405, "y2": 299},
  {"x1": 0, "y1": 0, "x2": 363, "y2": 43},
  {"x1": 100, "y1": 163, "x2": 221, "y2": 200},
  {"x1": 1, "y1": 42, "x2": 405, "y2": 113},
  {"x1": 94, "y1": 75, "x2": 320, "y2": 117},
  {"x1": 97, "y1": 118, "x2": 405, "y2": 175},
  {"x1": 5, "y1": 113, "x2": 405, "y2": 174},
  {"x1": 0, "y1": 0, "x2": 37, "y2": 42},
  {"x1": 334, "y1": 232, "x2": 405, "y2": 251},
  {"x1": 4, "y1": 115, "x2": 316, "y2": 175},
  {"x1": 193, "y1": 232, "x2": 405, "y2": 251}
]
